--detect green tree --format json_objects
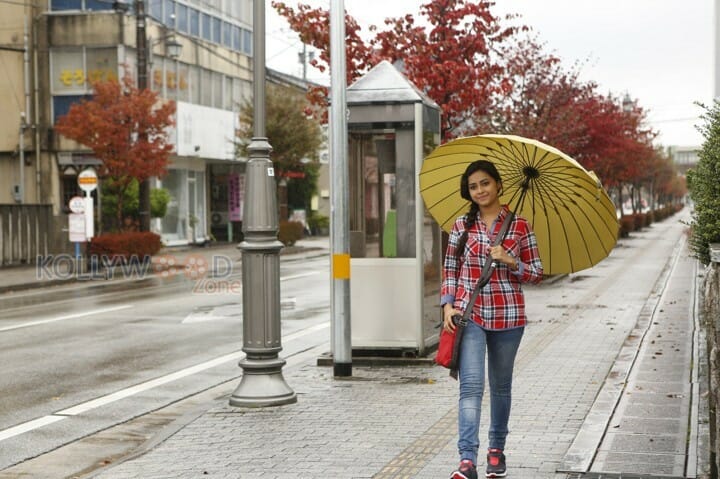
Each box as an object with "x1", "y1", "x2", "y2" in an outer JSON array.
[
  {"x1": 101, "y1": 178, "x2": 171, "y2": 231},
  {"x1": 688, "y1": 100, "x2": 720, "y2": 264},
  {"x1": 237, "y1": 82, "x2": 324, "y2": 212}
]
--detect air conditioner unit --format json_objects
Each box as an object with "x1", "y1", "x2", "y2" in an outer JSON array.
[{"x1": 211, "y1": 212, "x2": 229, "y2": 225}]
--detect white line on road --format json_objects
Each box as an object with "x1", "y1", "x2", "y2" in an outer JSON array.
[
  {"x1": 0, "y1": 321, "x2": 329, "y2": 442},
  {"x1": 0, "y1": 416, "x2": 66, "y2": 442},
  {"x1": 0, "y1": 305, "x2": 134, "y2": 333}
]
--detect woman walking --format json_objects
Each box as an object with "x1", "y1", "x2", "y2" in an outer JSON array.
[{"x1": 442, "y1": 160, "x2": 544, "y2": 479}]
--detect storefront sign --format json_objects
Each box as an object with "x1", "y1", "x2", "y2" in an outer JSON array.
[{"x1": 228, "y1": 173, "x2": 245, "y2": 222}]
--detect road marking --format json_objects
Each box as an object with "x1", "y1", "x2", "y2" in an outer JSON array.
[
  {"x1": 0, "y1": 321, "x2": 329, "y2": 442},
  {"x1": 0, "y1": 416, "x2": 66, "y2": 442},
  {"x1": 0, "y1": 305, "x2": 133, "y2": 333},
  {"x1": 281, "y1": 272, "x2": 320, "y2": 281}
]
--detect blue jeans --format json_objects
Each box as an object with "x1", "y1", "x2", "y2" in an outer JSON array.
[{"x1": 458, "y1": 320, "x2": 524, "y2": 465}]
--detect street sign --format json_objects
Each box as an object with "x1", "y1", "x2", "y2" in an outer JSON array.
[
  {"x1": 68, "y1": 213, "x2": 86, "y2": 242},
  {"x1": 68, "y1": 196, "x2": 85, "y2": 214},
  {"x1": 78, "y1": 168, "x2": 98, "y2": 193}
]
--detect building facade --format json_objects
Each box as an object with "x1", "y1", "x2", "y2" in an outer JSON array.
[{"x1": 0, "y1": 0, "x2": 254, "y2": 248}]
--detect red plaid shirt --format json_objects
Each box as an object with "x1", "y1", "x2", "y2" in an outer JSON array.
[{"x1": 441, "y1": 205, "x2": 543, "y2": 330}]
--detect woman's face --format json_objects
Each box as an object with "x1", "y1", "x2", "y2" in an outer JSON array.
[{"x1": 467, "y1": 169, "x2": 501, "y2": 208}]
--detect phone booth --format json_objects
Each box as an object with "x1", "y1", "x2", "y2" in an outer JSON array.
[{"x1": 346, "y1": 61, "x2": 442, "y2": 357}]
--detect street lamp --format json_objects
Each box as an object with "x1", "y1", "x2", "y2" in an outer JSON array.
[
  {"x1": 622, "y1": 92, "x2": 633, "y2": 113},
  {"x1": 228, "y1": 0, "x2": 296, "y2": 407}
]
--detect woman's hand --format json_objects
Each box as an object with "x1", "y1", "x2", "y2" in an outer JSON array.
[
  {"x1": 490, "y1": 245, "x2": 518, "y2": 270},
  {"x1": 443, "y1": 304, "x2": 461, "y2": 332}
]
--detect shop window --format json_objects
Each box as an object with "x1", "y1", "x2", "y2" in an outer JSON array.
[
  {"x1": 51, "y1": 0, "x2": 111, "y2": 10},
  {"x1": 53, "y1": 95, "x2": 91, "y2": 123},
  {"x1": 52, "y1": 0, "x2": 82, "y2": 10},
  {"x1": 85, "y1": 0, "x2": 111, "y2": 10}
]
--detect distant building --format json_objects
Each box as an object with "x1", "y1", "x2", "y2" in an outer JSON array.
[
  {"x1": 668, "y1": 145, "x2": 700, "y2": 175},
  {"x1": 0, "y1": 0, "x2": 323, "y2": 253}
]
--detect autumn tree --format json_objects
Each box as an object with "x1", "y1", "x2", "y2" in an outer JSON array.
[
  {"x1": 55, "y1": 75, "x2": 175, "y2": 231},
  {"x1": 236, "y1": 82, "x2": 324, "y2": 216},
  {"x1": 489, "y1": 38, "x2": 596, "y2": 157},
  {"x1": 273, "y1": 0, "x2": 523, "y2": 139}
]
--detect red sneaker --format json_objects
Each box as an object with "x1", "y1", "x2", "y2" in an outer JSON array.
[{"x1": 485, "y1": 448, "x2": 506, "y2": 478}]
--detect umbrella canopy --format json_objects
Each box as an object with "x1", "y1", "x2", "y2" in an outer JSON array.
[{"x1": 419, "y1": 134, "x2": 619, "y2": 274}]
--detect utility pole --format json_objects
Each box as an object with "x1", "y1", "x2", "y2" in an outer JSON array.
[
  {"x1": 135, "y1": 0, "x2": 151, "y2": 231},
  {"x1": 229, "y1": 0, "x2": 296, "y2": 407},
  {"x1": 329, "y1": 0, "x2": 351, "y2": 377}
]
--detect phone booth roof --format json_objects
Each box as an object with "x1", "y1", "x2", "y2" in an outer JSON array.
[{"x1": 347, "y1": 60, "x2": 440, "y2": 110}]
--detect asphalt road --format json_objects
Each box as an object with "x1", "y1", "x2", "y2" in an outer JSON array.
[{"x1": 0, "y1": 254, "x2": 331, "y2": 472}]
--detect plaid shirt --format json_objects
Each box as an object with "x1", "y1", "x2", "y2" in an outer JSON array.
[{"x1": 441, "y1": 205, "x2": 543, "y2": 330}]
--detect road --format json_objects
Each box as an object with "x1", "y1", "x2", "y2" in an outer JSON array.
[{"x1": 0, "y1": 254, "x2": 331, "y2": 472}]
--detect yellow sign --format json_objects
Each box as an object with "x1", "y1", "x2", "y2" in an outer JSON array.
[{"x1": 59, "y1": 68, "x2": 118, "y2": 87}]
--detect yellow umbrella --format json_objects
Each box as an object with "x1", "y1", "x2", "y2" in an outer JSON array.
[{"x1": 419, "y1": 134, "x2": 619, "y2": 274}]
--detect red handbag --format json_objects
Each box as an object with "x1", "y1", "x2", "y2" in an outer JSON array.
[{"x1": 435, "y1": 325, "x2": 456, "y2": 368}]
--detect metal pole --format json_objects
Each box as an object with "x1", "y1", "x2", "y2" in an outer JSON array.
[
  {"x1": 229, "y1": 0, "x2": 296, "y2": 407},
  {"x1": 135, "y1": 0, "x2": 151, "y2": 232},
  {"x1": 329, "y1": 0, "x2": 351, "y2": 377}
]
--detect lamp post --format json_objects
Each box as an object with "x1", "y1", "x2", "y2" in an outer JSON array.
[
  {"x1": 622, "y1": 92, "x2": 633, "y2": 113},
  {"x1": 229, "y1": 0, "x2": 296, "y2": 407}
]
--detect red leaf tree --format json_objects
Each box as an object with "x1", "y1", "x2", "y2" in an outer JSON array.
[
  {"x1": 273, "y1": 0, "x2": 523, "y2": 139},
  {"x1": 55, "y1": 75, "x2": 175, "y2": 231}
]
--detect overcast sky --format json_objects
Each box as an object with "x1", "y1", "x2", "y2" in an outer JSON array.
[{"x1": 265, "y1": 0, "x2": 715, "y2": 147}]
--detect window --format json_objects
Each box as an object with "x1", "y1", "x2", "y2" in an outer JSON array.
[
  {"x1": 224, "y1": 75, "x2": 233, "y2": 110},
  {"x1": 212, "y1": 71, "x2": 222, "y2": 108},
  {"x1": 53, "y1": 95, "x2": 91, "y2": 123},
  {"x1": 201, "y1": 13, "x2": 212, "y2": 41},
  {"x1": 51, "y1": 0, "x2": 111, "y2": 10},
  {"x1": 189, "y1": 65, "x2": 200, "y2": 104},
  {"x1": 177, "y1": 3, "x2": 188, "y2": 33},
  {"x1": 163, "y1": 0, "x2": 176, "y2": 28},
  {"x1": 177, "y1": 63, "x2": 189, "y2": 102},
  {"x1": 85, "y1": 0, "x2": 111, "y2": 10},
  {"x1": 149, "y1": 0, "x2": 163, "y2": 21},
  {"x1": 222, "y1": 21, "x2": 232, "y2": 48},
  {"x1": 232, "y1": 25, "x2": 241, "y2": 51},
  {"x1": 51, "y1": 0, "x2": 82, "y2": 10},
  {"x1": 212, "y1": 17, "x2": 222, "y2": 43},
  {"x1": 51, "y1": 48, "x2": 118, "y2": 95},
  {"x1": 200, "y1": 69, "x2": 212, "y2": 106},
  {"x1": 189, "y1": 8, "x2": 200, "y2": 37},
  {"x1": 243, "y1": 29, "x2": 252, "y2": 55}
]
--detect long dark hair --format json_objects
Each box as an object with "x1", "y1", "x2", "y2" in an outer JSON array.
[{"x1": 455, "y1": 160, "x2": 502, "y2": 259}]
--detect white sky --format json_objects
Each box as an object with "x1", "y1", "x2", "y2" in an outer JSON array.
[{"x1": 265, "y1": 0, "x2": 715, "y2": 147}]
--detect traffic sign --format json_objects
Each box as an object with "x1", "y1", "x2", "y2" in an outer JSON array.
[
  {"x1": 68, "y1": 213, "x2": 86, "y2": 242},
  {"x1": 78, "y1": 168, "x2": 98, "y2": 193},
  {"x1": 68, "y1": 196, "x2": 85, "y2": 214}
]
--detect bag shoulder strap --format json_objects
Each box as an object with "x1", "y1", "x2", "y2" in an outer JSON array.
[{"x1": 461, "y1": 211, "x2": 515, "y2": 323}]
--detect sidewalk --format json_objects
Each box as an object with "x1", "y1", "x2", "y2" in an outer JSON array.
[
  {"x1": 0, "y1": 235, "x2": 330, "y2": 295},
  {"x1": 1, "y1": 216, "x2": 709, "y2": 479},
  {"x1": 70, "y1": 213, "x2": 708, "y2": 479}
]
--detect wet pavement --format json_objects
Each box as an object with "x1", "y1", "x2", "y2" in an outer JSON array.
[{"x1": 0, "y1": 214, "x2": 712, "y2": 479}]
